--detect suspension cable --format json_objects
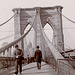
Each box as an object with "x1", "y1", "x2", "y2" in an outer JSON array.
[
  {"x1": 0, "y1": 24, "x2": 32, "y2": 53},
  {"x1": 58, "y1": 11, "x2": 75, "y2": 49},
  {"x1": 0, "y1": 34, "x2": 14, "y2": 41},
  {"x1": 0, "y1": 12, "x2": 16, "y2": 26},
  {"x1": 48, "y1": 19, "x2": 73, "y2": 50},
  {"x1": 0, "y1": 22, "x2": 30, "y2": 41},
  {"x1": 0, "y1": 31, "x2": 20, "y2": 41},
  {"x1": 42, "y1": 28, "x2": 63, "y2": 60},
  {"x1": 58, "y1": 11, "x2": 75, "y2": 24},
  {"x1": 0, "y1": 13, "x2": 37, "y2": 53},
  {"x1": 44, "y1": 29, "x2": 65, "y2": 53},
  {"x1": 44, "y1": 29, "x2": 74, "y2": 53}
]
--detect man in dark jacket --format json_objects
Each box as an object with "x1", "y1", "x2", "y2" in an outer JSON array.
[
  {"x1": 14, "y1": 45, "x2": 23, "y2": 75},
  {"x1": 35, "y1": 46, "x2": 42, "y2": 69}
]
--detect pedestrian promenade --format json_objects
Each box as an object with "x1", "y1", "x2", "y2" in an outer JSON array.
[{"x1": 0, "y1": 62, "x2": 57, "y2": 75}]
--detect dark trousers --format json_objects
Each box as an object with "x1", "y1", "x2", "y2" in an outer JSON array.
[
  {"x1": 15, "y1": 60, "x2": 22, "y2": 73},
  {"x1": 36, "y1": 58, "x2": 41, "y2": 69},
  {"x1": 37, "y1": 62, "x2": 41, "y2": 69}
]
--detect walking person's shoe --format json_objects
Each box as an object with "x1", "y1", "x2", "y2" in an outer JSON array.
[
  {"x1": 20, "y1": 71, "x2": 22, "y2": 74},
  {"x1": 15, "y1": 72, "x2": 18, "y2": 75},
  {"x1": 20, "y1": 72, "x2": 21, "y2": 74}
]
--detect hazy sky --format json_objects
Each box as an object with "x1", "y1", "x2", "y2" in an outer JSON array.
[{"x1": 0, "y1": 0, "x2": 75, "y2": 49}]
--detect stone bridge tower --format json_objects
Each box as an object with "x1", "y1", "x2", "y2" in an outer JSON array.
[{"x1": 13, "y1": 6, "x2": 64, "y2": 56}]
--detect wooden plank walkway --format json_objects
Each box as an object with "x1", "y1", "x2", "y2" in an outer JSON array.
[{"x1": 0, "y1": 62, "x2": 57, "y2": 75}]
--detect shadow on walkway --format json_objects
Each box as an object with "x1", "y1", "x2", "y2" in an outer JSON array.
[{"x1": 10, "y1": 63, "x2": 47, "y2": 75}]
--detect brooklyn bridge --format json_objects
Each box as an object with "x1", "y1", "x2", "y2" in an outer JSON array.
[{"x1": 0, "y1": 6, "x2": 75, "y2": 75}]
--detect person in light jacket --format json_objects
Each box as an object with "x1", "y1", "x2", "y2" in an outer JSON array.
[{"x1": 14, "y1": 44, "x2": 23, "y2": 75}]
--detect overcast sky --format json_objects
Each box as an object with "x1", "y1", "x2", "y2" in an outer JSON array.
[{"x1": 0, "y1": 0, "x2": 75, "y2": 49}]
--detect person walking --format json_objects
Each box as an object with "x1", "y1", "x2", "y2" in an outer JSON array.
[
  {"x1": 35, "y1": 46, "x2": 42, "y2": 69},
  {"x1": 14, "y1": 44, "x2": 23, "y2": 75},
  {"x1": 27, "y1": 55, "x2": 29, "y2": 64}
]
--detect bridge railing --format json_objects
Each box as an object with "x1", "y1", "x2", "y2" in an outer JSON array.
[
  {"x1": 45, "y1": 50, "x2": 57, "y2": 70},
  {"x1": 57, "y1": 59, "x2": 75, "y2": 75},
  {"x1": 42, "y1": 30, "x2": 75, "y2": 75},
  {"x1": 0, "y1": 57, "x2": 15, "y2": 69},
  {"x1": 42, "y1": 27, "x2": 64, "y2": 70},
  {"x1": 0, "y1": 22, "x2": 30, "y2": 54},
  {"x1": 42, "y1": 27, "x2": 75, "y2": 75},
  {"x1": 0, "y1": 23, "x2": 32, "y2": 69}
]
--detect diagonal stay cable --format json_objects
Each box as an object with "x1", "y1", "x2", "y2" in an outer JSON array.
[
  {"x1": 58, "y1": 11, "x2": 75, "y2": 24},
  {"x1": 48, "y1": 19, "x2": 73, "y2": 50},
  {"x1": 0, "y1": 34, "x2": 14, "y2": 41},
  {"x1": 42, "y1": 28, "x2": 64, "y2": 61},
  {"x1": 0, "y1": 22, "x2": 29, "y2": 41},
  {"x1": 43, "y1": 29, "x2": 71, "y2": 53},
  {"x1": 44, "y1": 30, "x2": 63, "y2": 52},
  {"x1": 0, "y1": 12, "x2": 17, "y2": 26},
  {"x1": 0, "y1": 13, "x2": 37, "y2": 53},
  {"x1": 0, "y1": 24, "x2": 32, "y2": 53}
]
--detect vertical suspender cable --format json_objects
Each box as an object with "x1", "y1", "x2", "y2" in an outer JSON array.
[{"x1": 48, "y1": 19, "x2": 73, "y2": 50}]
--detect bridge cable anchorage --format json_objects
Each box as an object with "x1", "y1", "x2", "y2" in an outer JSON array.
[
  {"x1": 48, "y1": 19, "x2": 73, "y2": 50},
  {"x1": 58, "y1": 11, "x2": 75, "y2": 24},
  {"x1": 0, "y1": 12, "x2": 17, "y2": 26}
]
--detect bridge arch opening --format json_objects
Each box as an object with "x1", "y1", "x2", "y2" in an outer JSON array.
[
  {"x1": 24, "y1": 24, "x2": 35, "y2": 58},
  {"x1": 44, "y1": 23, "x2": 53, "y2": 43}
]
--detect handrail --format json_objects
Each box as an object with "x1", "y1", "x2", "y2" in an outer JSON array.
[
  {"x1": 57, "y1": 59, "x2": 75, "y2": 75},
  {"x1": 58, "y1": 58, "x2": 75, "y2": 61}
]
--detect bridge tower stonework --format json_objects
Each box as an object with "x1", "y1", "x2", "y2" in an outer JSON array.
[{"x1": 13, "y1": 6, "x2": 64, "y2": 58}]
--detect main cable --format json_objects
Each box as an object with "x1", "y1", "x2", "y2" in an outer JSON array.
[
  {"x1": 48, "y1": 19, "x2": 73, "y2": 50},
  {"x1": 58, "y1": 11, "x2": 75, "y2": 24},
  {"x1": 0, "y1": 12, "x2": 16, "y2": 26}
]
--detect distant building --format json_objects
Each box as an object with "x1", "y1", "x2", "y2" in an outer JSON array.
[{"x1": 27, "y1": 41, "x2": 34, "y2": 57}]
